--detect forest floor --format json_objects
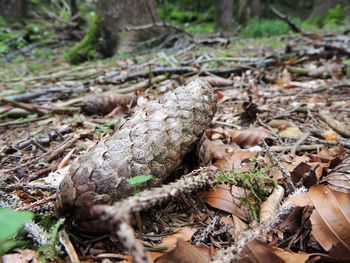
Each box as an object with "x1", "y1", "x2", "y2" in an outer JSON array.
[{"x1": 0, "y1": 28, "x2": 350, "y2": 263}]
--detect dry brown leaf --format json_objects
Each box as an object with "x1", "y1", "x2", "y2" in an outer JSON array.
[
  {"x1": 260, "y1": 185, "x2": 285, "y2": 223},
  {"x1": 272, "y1": 248, "x2": 310, "y2": 263},
  {"x1": 214, "y1": 150, "x2": 257, "y2": 171},
  {"x1": 220, "y1": 215, "x2": 247, "y2": 239},
  {"x1": 291, "y1": 185, "x2": 350, "y2": 260},
  {"x1": 1, "y1": 249, "x2": 38, "y2": 263},
  {"x1": 308, "y1": 63, "x2": 344, "y2": 78},
  {"x1": 279, "y1": 127, "x2": 304, "y2": 139},
  {"x1": 201, "y1": 184, "x2": 247, "y2": 221},
  {"x1": 201, "y1": 76, "x2": 234, "y2": 87},
  {"x1": 236, "y1": 240, "x2": 285, "y2": 263},
  {"x1": 268, "y1": 119, "x2": 292, "y2": 130},
  {"x1": 230, "y1": 127, "x2": 270, "y2": 148},
  {"x1": 155, "y1": 227, "x2": 197, "y2": 248},
  {"x1": 327, "y1": 156, "x2": 350, "y2": 194},
  {"x1": 155, "y1": 239, "x2": 211, "y2": 263},
  {"x1": 322, "y1": 129, "x2": 340, "y2": 141}
]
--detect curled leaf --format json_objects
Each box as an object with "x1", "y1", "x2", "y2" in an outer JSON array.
[
  {"x1": 260, "y1": 185, "x2": 284, "y2": 223},
  {"x1": 291, "y1": 185, "x2": 350, "y2": 260},
  {"x1": 201, "y1": 184, "x2": 247, "y2": 221},
  {"x1": 230, "y1": 127, "x2": 270, "y2": 148}
]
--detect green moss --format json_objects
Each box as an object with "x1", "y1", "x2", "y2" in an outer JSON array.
[
  {"x1": 64, "y1": 13, "x2": 100, "y2": 65},
  {"x1": 214, "y1": 159, "x2": 276, "y2": 221}
]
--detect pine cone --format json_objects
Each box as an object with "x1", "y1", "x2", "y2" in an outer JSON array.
[
  {"x1": 82, "y1": 92, "x2": 134, "y2": 115},
  {"x1": 57, "y1": 79, "x2": 217, "y2": 218}
]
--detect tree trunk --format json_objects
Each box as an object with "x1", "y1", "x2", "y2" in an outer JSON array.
[
  {"x1": 309, "y1": 0, "x2": 349, "y2": 19},
  {"x1": 96, "y1": 0, "x2": 167, "y2": 57},
  {"x1": 238, "y1": 0, "x2": 261, "y2": 23},
  {"x1": 217, "y1": 0, "x2": 233, "y2": 28},
  {"x1": 0, "y1": 0, "x2": 26, "y2": 19}
]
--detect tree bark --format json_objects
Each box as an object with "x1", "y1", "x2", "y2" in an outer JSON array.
[
  {"x1": 96, "y1": 0, "x2": 167, "y2": 57},
  {"x1": 238, "y1": 0, "x2": 261, "y2": 23},
  {"x1": 217, "y1": 0, "x2": 233, "y2": 28},
  {"x1": 0, "y1": 0, "x2": 26, "y2": 19}
]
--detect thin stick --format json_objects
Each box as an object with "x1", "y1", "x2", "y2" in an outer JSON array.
[{"x1": 290, "y1": 132, "x2": 310, "y2": 155}]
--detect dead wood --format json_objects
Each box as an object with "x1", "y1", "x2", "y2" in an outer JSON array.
[
  {"x1": 271, "y1": 7, "x2": 303, "y2": 34},
  {"x1": 56, "y1": 79, "x2": 217, "y2": 219}
]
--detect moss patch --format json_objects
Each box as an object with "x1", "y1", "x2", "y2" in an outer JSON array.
[{"x1": 64, "y1": 13, "x2": 100, "y2": 65}]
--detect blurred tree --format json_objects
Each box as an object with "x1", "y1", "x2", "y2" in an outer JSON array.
[
  {"x1": 238, "y1": 0, "x2": 262, "y2": 23},
  {"x1": 309, "y1": 0, "x2": 349, "y2": 19},
  {"x1": 0, "y1": 0, "x2": 26, "y2": 19},
  {"x1": 217, "y1": 0, "x2": 233, "y2": 27},
  {"x1": 96, "y1": 0, "x2": 168, "y2": 57}
]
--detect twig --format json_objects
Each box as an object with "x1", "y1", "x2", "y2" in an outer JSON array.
[
  {"x1": 45, "y1": 137, "x2": 79, "y2": 162},
  {"x1": 309, "y1": 136, "x2": 350, "y2": 149},
  {"x1": 270, "y1": 144, "x2": 323, "y2": 152},
  {"x1": 116, "y1": 222, "x2": 152, "y2": 263},
  {"x1": 124, "y1": 22, "x2": 193, "y2": 38},
  {"x1": 290, "y1": 132, "x2": 310, "y2": 155},
  {"x1": 194, "y1": 216, "x2": 220, "y2": 245},
  {"x1": 115, "y1": 75, "x2": 167, "y2": 94},
  {"x1": 262, "y1": 141, "x2": 295, "y2": 192},
  {"x1": 92, "y1": 167, "x2": 215, "y2": 223},
  {"x1": 318, "y1": 111, "x2": 350, "y2": 138},
  {"x1": 92, "y1": 167, "x2": 215, "y2": 263},
  {"x1": 0, "y1": 116, "x2": 50, "y2": 128},
  {"x1": 59, "y1": 229, "x2": 80, "y2": 263},
  {"x1": 0, "y1": 97, "x2": 48, "y2": 116}
]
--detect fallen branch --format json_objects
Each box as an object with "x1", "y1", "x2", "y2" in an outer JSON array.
[
  {"x1": 318, "y1": 111, "x2": 350, "y2": 138},
  {"x1": 271, "y1": 6, "x2": 303, "y2": 34},
  {"x1": 92, "y1": 167, "x2": 215, "y2": 223}
]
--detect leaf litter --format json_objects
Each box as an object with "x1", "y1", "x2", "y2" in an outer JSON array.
[{"x1": 0, "y1": 26, "x2": 350, "y2": 263}]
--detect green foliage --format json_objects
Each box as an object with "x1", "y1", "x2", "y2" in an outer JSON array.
[
  {"x1": 64, "y1": 12, "x2": 100, "y2": 64},
  {"x1": 214, "y1": 159, "x2": 276, "y2": 221},
  {"x1": 304, "y1": 4, "x2": 345, "y2": 28},
  {"x1": 241, "y1": 18, "x2": 294, "y2": 38},
  {"x1": 38, "y1": 218, "x2": 65, "y2": 263},
  {"x1": 0, "y1": 208, "x2": 33, "y2": 255},
  {"x1": 127, "y1": 175, "x2": 153, "y2": 185},
  {"x1": 157, "y1": 2, "x2": 217, "y2": 33}
]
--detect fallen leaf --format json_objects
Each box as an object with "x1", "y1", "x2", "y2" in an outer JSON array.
[
  {"x1": 272, "y1": 248, "x2": 310, "y2": 263},
  {"x1": 236, "y1": 240, "x2": 285, "y2": 263},
  {"x1": 279, "y1": 127, "x2": 304, "y2": 139},
  {"x1": 291, "y1": 185, "x2": 350, "y2": 260},
  {"x1": 230, "y1": 127, "x2": 270, "y2": 148},
  {"x1": 260, "y1": 185, "x2": 285, "y2": 223},
  {"x1": 214, "y1": 150, "x2": 257, "y2": 171},
  {"x1": 326, "y1": 156, "x2": 350, "y2": 194},
  {"x1": 322, "y1": 129, "x2": 340, "y2": 141},
  {"x1": 201, "y1": 76, "x2": 233, "y2": 87},
  {"x1": 155, "y1": 227, "x2": 197, "y2": 248},
  {"x1": 201, "y1": 184, "x2": 247, "y2": 221},
  {"x1": 155, "y1": 239, "x2": 211, "y2": 263},
  {"x1": 268, "y1": 119, "x2": 292, "y2": 130},
  {"x1": 1, "y1": 249, "x2": 38, "y2": 263}
]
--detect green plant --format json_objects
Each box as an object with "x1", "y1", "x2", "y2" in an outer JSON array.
[
  {"x1": 127, "y1": 175, "x2": 153, "y2": 185},
  {"x1": 64, "y1": 12, "x2": 100, "y2": 64},
  {"x1": 37, "y1": 218, "x2": 65, "y2": 263},
  {"x1": 214, "y1": 159, "x2": 276, "y2": 221},
  {"x1": 304, "y1": 4, "x2": 345, "y2": 28},
  {"x1": 242, "y1": 18, "x2": 295, "y2": 38},
  {"x1": 0, "y1": 208, "x2": 33, "y2": 255}
]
